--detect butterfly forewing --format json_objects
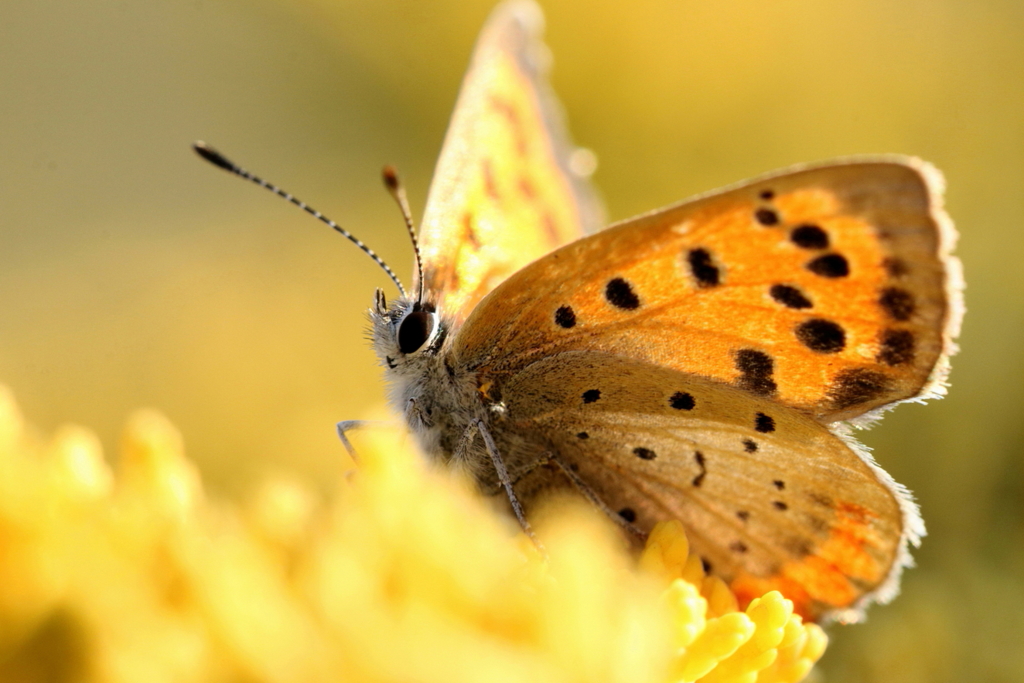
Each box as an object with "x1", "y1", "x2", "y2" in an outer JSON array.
[
  {"x1": 416, "y1": 1, "x2": 603, "y2": 323},
  {"x1": 498, "y1": 352, "x2": 914, "y2": 621},
  {"x1": 457, "y1": 159, "x2": 960, "y2": 422}
]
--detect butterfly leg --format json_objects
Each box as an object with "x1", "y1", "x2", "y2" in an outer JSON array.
[
  {"x1": 547, "y1": 455, "x2": 647, "y2": 542},
  {"x1": 335, "y1": 420, "x2": 389, "y2": 465},
  {"x1": 460, "y1": 418, "x2": 541, "y2": 547},
  {"x1": 338, "y1": 407, "x2": 417, "y2": 465},
  {"x1": 335, "y1": 421, "x2": 365, "y2": 463},
  {"x1": 406, "y1": 397, "x2": 433, "y2": 430}
]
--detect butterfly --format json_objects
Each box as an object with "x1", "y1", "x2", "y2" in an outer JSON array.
[{"x1": 196, "y1": 0, "x2": 962, "y2": 624}]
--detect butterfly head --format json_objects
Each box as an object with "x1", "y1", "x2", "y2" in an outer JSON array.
[{"x1": 370, "y1": 288, "x2": 447, "y2": 373}]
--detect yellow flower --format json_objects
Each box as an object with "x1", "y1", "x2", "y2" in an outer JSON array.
[{"x1": 0, "y1": 385, "x2": 825, "y2": 682}]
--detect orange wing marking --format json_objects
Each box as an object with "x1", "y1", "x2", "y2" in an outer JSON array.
[
  {"x1": 489, "y1": 95, "x2": 528, "y2": 156},
  {"x1": 482, "y1": 159, "x2": 501, "y2": 201},
  {"x1": 728, "y1": 500, "x2": 888, "y2": 620},
  {"x1": 462, "y1": 212, "x2": 481, "y2": 249}
]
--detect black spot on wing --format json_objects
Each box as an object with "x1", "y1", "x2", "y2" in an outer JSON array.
[
  {"x1": 773, "y1": 501, "x2": 789, "y2": 511},
  {"x1": 795, "y1": 319, "x2": 846, "y2": 353},
  {"x1": 877, "y1": 329, "x2": 916, "y2": 366},
  {"x1": 582, "y1": 389, "x2": 601, "y2": 404},
  {"x1": 735, "y1": 349, "x2": 777, "y2": 396},
  {"x1": 742, "y1": 439, "x2": 758, "y2": 453},
  {"x1": 879, "y1": 287, "x2": 915, "y2": 321},
  {"x1": 634, "y1": 447, "x2": 657, "y2": 460},
  {"x1": 827, "y1": 368, "x2": 892, "y2": 411},
  {"x1": 791, "y1": 224, "x2": 829, "y2": 249},
  {"x1": 670, "y1": 392, "x2": 695, "y2": 410},
  {"x1": 576, "y1": 432, "x2": 589, "y2": 440},
  {"x1": 806, "y1": 253, "x2": 849, "y2": 278},
  {"x1": 755, "y1": 412, "x2": 775, "y2": 433},
  {"x1": 687, "y1": 248, "x2": 721, "y2": 288},
  {"x1": 692, "y1": 451, "x2": 706, "y2": 487},
  {"x1": 883, "y1": 257, "x2": 909, "y2": 277},
  {"x1": 618, "y1": 507, "x2": 637, "y2": 523},
  {"x1": 605, "y1": 278, "x2": 641, "y2": 310},
  {"x1": 554, "y1": 305, "x2": 577, "y2": 328},
  {"x1": 755, "y1": 208, "x2": 780, "y2": 226},
  {"x1": 770, "y1": 284, "x2": 813, "y2": 309}
]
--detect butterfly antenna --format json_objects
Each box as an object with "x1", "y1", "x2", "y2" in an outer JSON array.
[
  {"x1": 381, "y1": 166, "x2": 424, "y2": 304},
  {"x1": 192, "y1": 141, "x2": 408, "y2": 298}
]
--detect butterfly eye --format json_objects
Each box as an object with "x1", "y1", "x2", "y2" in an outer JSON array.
[{"x1": 398, "y1": 309, "x2": 436, "y2": 355}]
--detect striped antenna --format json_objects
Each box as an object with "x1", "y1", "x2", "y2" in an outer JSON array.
[
  {"x1": 381, "y1": 166, "x2": 424, "y2": 304},
  {"x1": 192, "y1": 141, "x2": 408, "y2": 298}
]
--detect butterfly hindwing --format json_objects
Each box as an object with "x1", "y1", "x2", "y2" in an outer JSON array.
[
  {"x1": 416, "y1": 1, "x2": 603, "y2": 324},
  {"x1": 498, "y1": 351, "x2": 918, "y2": 621},
  {"x1": 457, "y1": 159, "x2": 961, "y2": 422}
]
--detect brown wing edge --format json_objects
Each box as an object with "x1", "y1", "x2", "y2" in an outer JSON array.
[
  {"x1": 842, "y1": 158, "x2": 964, "y2": 428},
  {"x1": 810, "y1": 158, "x2": 960, "y2": 623},
  {"x1": 823, "y1": 159, "x2": 956, "y2": 623},
  {"x1": 821, "y1": 423, "x2": 926, "y2": 624}
]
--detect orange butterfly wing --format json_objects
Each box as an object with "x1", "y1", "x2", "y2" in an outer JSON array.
[
  {"x1": 451, "y1": 158, "x2": 958, "y2": 620},
  {"x1": 416, "y1": 1, "x2": 603, "y2": 323},
  {"x1": 456, "y1": 159, "x2": 962, "y2": 423}
]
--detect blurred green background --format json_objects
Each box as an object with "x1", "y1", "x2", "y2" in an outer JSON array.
[{"x1": 1, "y1": 0, "x2": 1021, "y2": 680}]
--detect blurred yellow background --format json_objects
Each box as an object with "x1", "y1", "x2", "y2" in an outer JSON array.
[{"x1": 0, "y1": 0, "x2": 1021, "y2": 681}]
